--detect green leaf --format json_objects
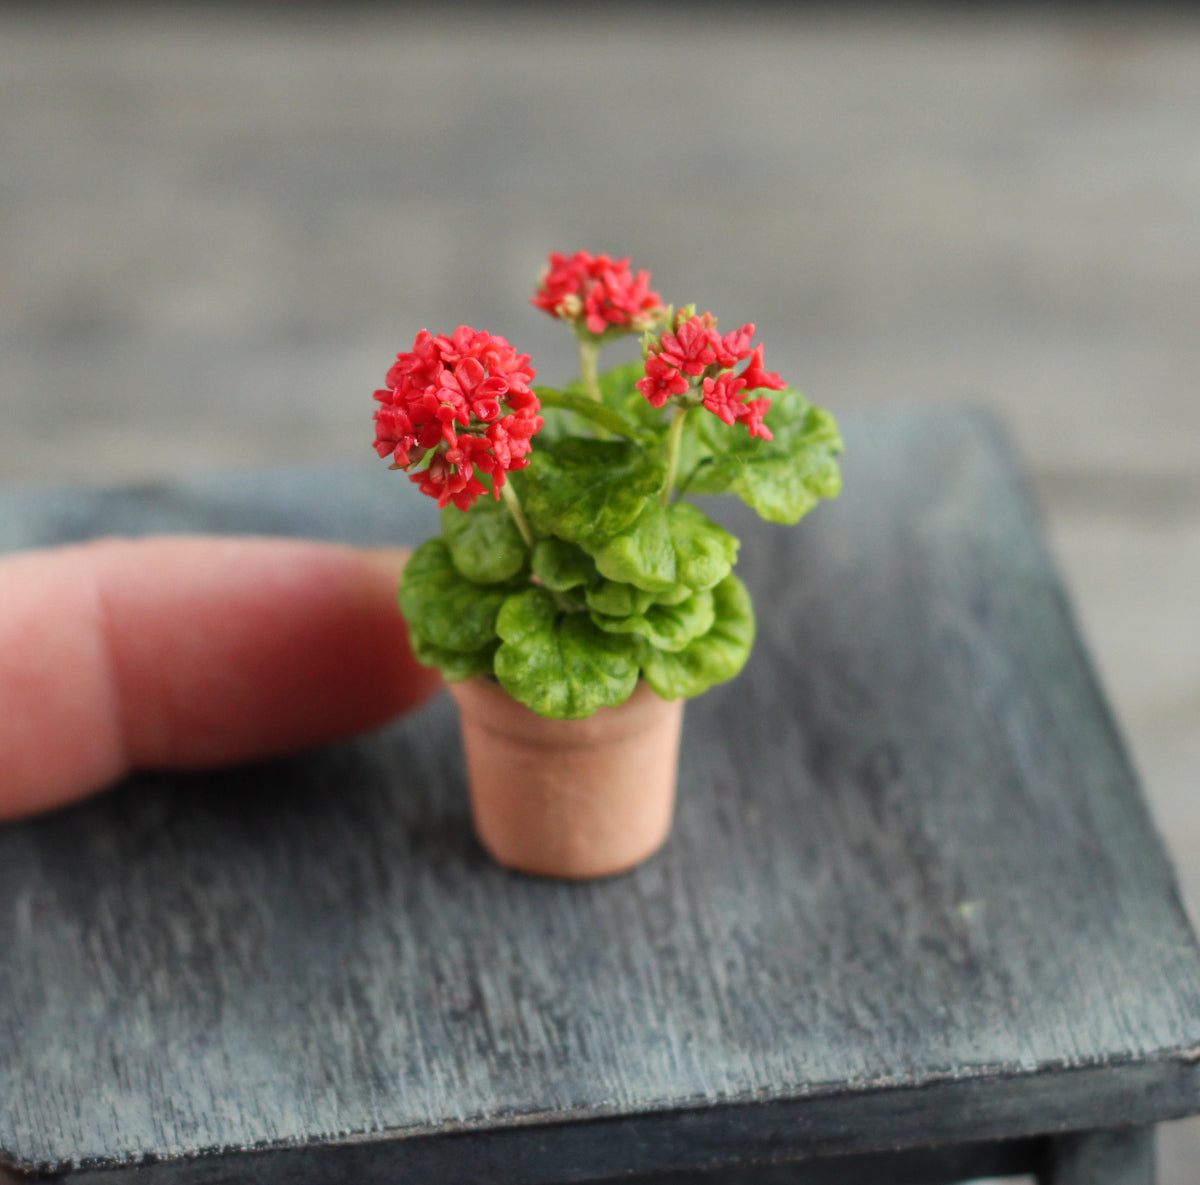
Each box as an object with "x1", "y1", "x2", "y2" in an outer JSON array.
[
  {"x1": 649, "y1": 583, "x2": 693, "y2": 606},
  {"x1": 591, "y1": 588, "x2": 715, "y2": 652},
  {"x1": 535, "y1": 385, "x2": 650, "y2": 442},
  {"x1": 668, "y1": 502, "x2": 739, "y2": 591},
  {"x1": 411, "y1": 635, "x2": 497, "y2": 682},
  {"x1": 518, "y1": 438, "x2": 664, "y2": 548},
  {"x1": 587, "y1": 499, "x2": 678, "y2": 593},
  {"x1": 494, "y1": 589, "x2": 640, "y2": 719},
  {"x1": 531, "y1": 536, "x2": 595, "y2": 592},
  {"x1": 531, "y1": 403, "x2": 573, "y2": 445},
  {"x1": 585, "y1": 500, "x2": 738, "y2": 596},
  {"x1": 688, "y1": 388, "x2": 844, "y2": 524},
  {"x1": 397, "y1": 538, "x2": 516, "y2": 654},
  {"x1": 584, "y1": 579, "x2": 657, "y2": 617},
  {"x1": 441, "y1": 497, "x2": 528, "y2": 584},
  {"x1": 639, "y1": 573, "x2": 756, "y2": 700}
]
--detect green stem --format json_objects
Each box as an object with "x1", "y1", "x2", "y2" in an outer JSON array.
[
  {"x1": 578, "y1": 338, "x2": 601, "y2": 401},
  {"x1": 661, "y1": 407, "x2": 690, "y2": 506},
  {"x1": 501, "y1": 481, "x2": 535, "y2": 550},
  {"x1": 502, "y1": 483, "x2": 573, "y2": 611}
]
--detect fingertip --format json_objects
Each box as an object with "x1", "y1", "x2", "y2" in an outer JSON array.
[
  {"x1": 0, "y1": 537, "x2": 444, "y2": 821},
  {"x1": 349, "y1": 544, "x2": 445, "y2": 720}
]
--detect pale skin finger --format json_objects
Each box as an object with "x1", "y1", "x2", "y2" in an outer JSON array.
[{"x1": 0, "y1": 536, "x2": 442, "y2": 820}]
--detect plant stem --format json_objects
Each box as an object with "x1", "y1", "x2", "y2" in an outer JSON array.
[
  {"x1": 661, "y1": 406, "x2": 690, "y2": 506},
  {"x1": 578, "y1": 338, "x2": 601, "y2": 401},
  {"x1": 501, "y1": 481, "x2": 535, "y2": 550},
  {"x1": 502, "y1": 482, "x2": 573, "y2": 612}
]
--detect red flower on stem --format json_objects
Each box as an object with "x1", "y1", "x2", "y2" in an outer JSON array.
[
  {"x1": 637, "y1": 312, "x2": 785, "y2": 439},
  {"x1": 532, "y1": 251, "x2": 665, "y2": 336},
  {"x1": 374, "y1": 326, "x2": 543, "y2": 510}
]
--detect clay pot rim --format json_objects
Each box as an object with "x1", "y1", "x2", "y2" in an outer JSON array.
[{"x1": 448, "y1": 677, "x2": 681, "y2": 750}]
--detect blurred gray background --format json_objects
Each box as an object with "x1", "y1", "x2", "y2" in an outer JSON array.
[{"x1": 3, "y1": 4, "x2": 1198, "y2": 1180}]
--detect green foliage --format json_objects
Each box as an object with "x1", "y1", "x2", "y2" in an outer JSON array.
[
  {"x1": 667, "y1": 502, "x2": 739, "y2": 591},
  {"x1": 494, "y1": 588, "x2": 640, "y2": 719},
  {"x1": 587, "y1": 500, "x2": 677, "y2": 592},
  {"x1": 584, "y1": 579, "x2": 658, "y2": 617},
  {"x1": 531, "y1": 403, "x2": 574, "y2": 445},
  {"x1": 591, "y1": 588, "x2": 715, "y2": 652},
  {"x1": 531, "y1": 536, "x2": 594, "y2": 592},
  {"x1": 396, "y1": 357, "x2": 839, "y2": 717},
  {"x1": 688, "y1": 388, "x2": 844, "y2": 523},
  {"x1": 518, "y1": 437, "x2": 664, "y2": 547},
  {"x1": 584, "y1": 359, "x2": 666, "y2": 434},
  {"x1": 535, "y1": 384, "x2": 652, "y2": 442},
  {"x1": 398, "y1": 539, "x2": 518, "y2": 654},
  {"x1": 585, "y1": 501, "x2": 737, "y2": 596},
  {"x1": 638, "y1": 574, "x2": 756, "y2": 700},
  {"x1": 441, "y1": 497, "x2": 527, "y2": 584},
  {"x1": 647, "y1": 582, "x2": 693, "y2": 606}
]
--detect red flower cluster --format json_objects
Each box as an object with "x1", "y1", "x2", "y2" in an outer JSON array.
[
  {"x1": 636, "y1": 312, "x2": 785, "y2": 440},
  {"x1": 374, "y1": 326, "x2": 543, "y2": 510},
  {"x1": 531, "y1": 251, "x2": 665, "y2": 336}
]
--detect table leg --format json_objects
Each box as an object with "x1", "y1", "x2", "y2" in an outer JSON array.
[{"x1": 1039, "y1": 1126, "x2": 1156, "y2": 1185}]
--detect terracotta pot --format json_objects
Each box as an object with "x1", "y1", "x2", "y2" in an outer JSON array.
[{"x1": 448, "y1": 678, "x2": 684, "y2": 879}]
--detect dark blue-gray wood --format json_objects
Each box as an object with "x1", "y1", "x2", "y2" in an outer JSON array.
[
  {"x1": 1041, "y1": 1127, "x2": 1156, "y2": 1185},
  {"x1": 2, "y1": 410, "x2": 1198, "y2": 1183}
]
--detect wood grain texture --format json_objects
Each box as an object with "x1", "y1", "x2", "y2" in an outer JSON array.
[{"x1": 2, "y1": 410, "x2": 1199, "y2": 1183}]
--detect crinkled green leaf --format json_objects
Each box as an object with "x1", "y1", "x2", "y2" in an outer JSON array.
[
  {"x1": 668, "y1": 502, "x2": 739, "y2": 591},
  {"x1": 494, "y1": 588, "x2": 639, "y2": 719},
  {"x1": 518, "y1": 438, "x2": 664, "y2": 547},
  {"x1": 531, "y1": 536, "x2": 595, "y2": 592},
  {"x1": 587, "y1": 499, "x2": 677, "y2": 593},
  {"x1": 585, "y1": 579, "x2": 657, "y2": 617},
  {"x1": 397, "y1": 538, "x2": 516, "y2": 654},
  {"x1": 688, "y1": 388, "x2": 843, "y2": 524},
  {"x1": 649, "y1": 582, "x2": 693, "y2": 606},
  {"x1": 441, "y1": 497, "x2": 528, "y2": 584},
  {"x1": 585, "y1": 499, "x2": 737, "y2": 597},
  {"x1": 639, "y1": 573, "x2": 756, "y2": 700},
  {"x1": 591, "y1": 588, "x2": 715, "y2": 653},
  {"x1": 411, "y1": 635, "x2": 497, "y2": 682}
]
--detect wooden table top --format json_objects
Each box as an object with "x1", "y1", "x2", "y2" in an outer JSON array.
[{"x1": 3, "y1": 410, "x2": 1199, "y2": 1184}]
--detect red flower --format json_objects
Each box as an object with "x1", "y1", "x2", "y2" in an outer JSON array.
[
  {"x1": 702, "y1": 373, "x2": 775, "y2": 441},
  {"x1": 638, "y1": 353, "x2": 692, "y2": 408},
  {"x1": 737, "y1": 344, "x2": 786, "y2": 397},
  {"x1": 532, "y1": 251, "x2": 665, "y2": 336},
  {"x1": 714, "y1": 324, "x2": 756, "y2": 369},
  {"x1": 637, "y1": 312, "x2": 784, "y2": 438},
  {"x1": 656, "y1": 312, "x2": 724, "y2": 376},
  {"x1": 374, "y1": 327, "x2": 543, "y2": 510}
]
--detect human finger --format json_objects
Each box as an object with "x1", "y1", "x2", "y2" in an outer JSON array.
[{"x1": 0, "y1": 536, "x2": 442, "y2": 820}]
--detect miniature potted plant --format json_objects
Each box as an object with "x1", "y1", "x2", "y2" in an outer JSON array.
[{"x1": 373, "y1": 252, "x2": 842, "y2": 878}]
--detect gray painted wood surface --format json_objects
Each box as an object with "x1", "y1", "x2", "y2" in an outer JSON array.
[{"x1": 2, "y1": 410, "x2": 1199, "y2": 1183}]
